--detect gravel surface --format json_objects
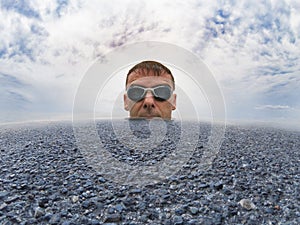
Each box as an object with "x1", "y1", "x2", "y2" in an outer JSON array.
[{"x1": 0, "y1": 120, "x2": 299, "y2": 225}]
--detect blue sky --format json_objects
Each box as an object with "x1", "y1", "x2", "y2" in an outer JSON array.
[{"x1": 0, "y1": 0, "x2": 299, "y2": 128}]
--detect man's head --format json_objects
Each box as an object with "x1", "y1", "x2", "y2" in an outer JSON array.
[{"x1": 124, "y1": 61, "x2": 176, "y2": 119}]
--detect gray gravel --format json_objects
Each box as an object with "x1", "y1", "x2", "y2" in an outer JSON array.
[{"x1": 0, "y1": 120, "x2": 299, "y2": 224}]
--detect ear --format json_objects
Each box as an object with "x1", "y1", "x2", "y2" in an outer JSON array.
[
  {"x1": 124, "y1": 93, "x2": 129, "y2": 111},
  {"x1": 171, "y1": 93, "x2": 177, "y2": 110}
]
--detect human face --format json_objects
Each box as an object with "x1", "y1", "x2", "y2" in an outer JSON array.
[{"x1": 124, "y1": 72, "x2": 176, "y2": 119}]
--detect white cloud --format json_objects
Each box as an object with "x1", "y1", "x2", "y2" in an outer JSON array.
[{"x1": 255, "y1": 104, "x2": 291, "y2": 110}]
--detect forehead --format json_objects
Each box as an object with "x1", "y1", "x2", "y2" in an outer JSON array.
[{"x1": 127, "y1": 72, "x2": 174, "y2": 88}]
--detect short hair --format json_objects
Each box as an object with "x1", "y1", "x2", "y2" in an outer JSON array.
[{"x1": 126, "y1": 61, "x2": 175, "y2": 87}]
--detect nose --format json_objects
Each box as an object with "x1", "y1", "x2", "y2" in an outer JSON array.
[{"x1": 142, "y1": 91, "x2": 155, "y2": 110}]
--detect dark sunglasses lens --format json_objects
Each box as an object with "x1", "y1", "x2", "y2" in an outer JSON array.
[
  {"x1": 154, "y1": 86, "x2": 171, "y2": 101},
  {"x1": 127, "y1": 87, "x2": 145, "y2": 101}
]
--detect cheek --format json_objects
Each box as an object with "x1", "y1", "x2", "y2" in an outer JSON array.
[
  {"x1": 129, "y1": 101, "x2": 142, "y2": 110},
  {"x1": 157, "y1": 101, "x2": 172, "y2": 110}
]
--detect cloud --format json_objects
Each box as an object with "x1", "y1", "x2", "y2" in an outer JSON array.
[
  {"x1": 0, "y1": 72, "x2": 33, "y2": 123},
  {"x1": 255, "y1": 104, "x2": 292, "y2": 110},
  {"x1": 195, "y1": 0, "x2": 300, "y2": 121},
  {"x1": 0, "y1": 0, "x2": 40, "y2": 19}
]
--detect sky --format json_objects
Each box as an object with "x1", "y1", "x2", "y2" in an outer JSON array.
[{"x1": 0, "y1": 0, "x2": 299, "y2": 129}]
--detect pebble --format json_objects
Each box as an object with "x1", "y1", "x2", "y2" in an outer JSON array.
[
  {"x1": 0, "y1": 203, "x2": 8, "y2": 211},
  {"x1": 239, "y1": 199, "x2": 257, "y2": 210},
  {"x1": 71, "y1": 195, "x2": 79, "y2": 203},
  {"x1": 49, "y1": 213, "x2": 61, "y2": 224},
  {"x1": 173, "y1": 215, "x2": 184, "y2": 224},
  {"x1": 115, "y1": 203, "x2": 126, "y2": 212},
  {"x1": 5, "y1": 196, "x2": 19, "y2": 204},
  {"x1": 130, "y1": 189, "x2": 142, "y2": 194},
  {"x1": 189, "y1": 206, "x2": 198, "y2": 215},
  {"x1": 0, "y1": 191, "x2": 9, "y2": 199},
  {"x1": 213, "y1": 181, "x2": 223, "y2": 190},
  {"x1": 104, "y1": 213, "x2": 122, "y2": 223},
  {"x1": 0, "y1": 121, "x2": 299, "y2": 224},
  {"x1": 34, "y1": 207, "x2": 45, "y2": 218}
]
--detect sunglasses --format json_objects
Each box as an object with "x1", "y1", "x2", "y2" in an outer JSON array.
[{"x1": 127, "y1": 85, "x2": 173, "y2": 102}]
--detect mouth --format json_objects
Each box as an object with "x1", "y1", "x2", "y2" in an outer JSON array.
[
  {"x1": 141, "y1": 115, "x2": 156, "y2": 119},
  {"x1": 138, "y1": 112, "x2": 161, "y2": 119}
]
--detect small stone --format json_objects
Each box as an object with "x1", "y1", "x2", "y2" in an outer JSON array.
[
  {"x1": 34, "y1": 207, "x2": 45, "y2": 218},
  {"x1": 130, "y1": 188, "x2": 142, "y2": 194},
  {"x1": 9, "y1": 174, "x2": 16, "y2": 178},
  {"x1": 98, "y1": 177, "x2": 106, "y2": 183},
  {"x1": 77, "y1": 187, "x2": 84, "y2": 193},
  {"x1": 49, "y1": 214, "x2": 61, "y2": 224},
  {"x1": 27, "y1": 194, "x2": 35, "y2": 200},
  {"x1": 239, "y1": 199, "x2": 256, "y2": 210},
  {"x1": 162, "y1": 194, "x2": 171, "y2": 200},
  {"x1": 38, "y1": 197, "x2": 49, "y2": 208},
  {"x1": 43, "y1": 213, "x2": 53, "y2": 220},
  {"x1": 115, "y1": 203, "x2": 126, "y2": 212},
  {"x1": 140, "y1": 214, "x2": 148, "y2": 223},
  {"x1": 223, "y1": 188, "x2": 233, "y2": 195},
  {"x1": 20, "y1": 183, "x2": 29, "y2": 190},
  {"x1": 265, "y1": 207, "x2": 274, "y2": 214},
  {"x1": 0, "y1": 191, "x2": 9, "y2": 199},
  {"x1": 82, "y1": 200, "x2": 90, "y2": 208},
  {"x1": 104, "y1": 213, "x2": 122, "y2": 223},
  {"x1": 213, "y1": 181, "x2": 223, "y2": 190},
  {"x1": 71, "y1": 195, "x2": 79, "y2": 203},
  {"x1": 108, "y1": 206, "x2": 115, "y2": 214},
  {"x1": 189, "y1": 206, "x2": 198, "y2": 215},
  {"x1": 0, "y1": 202, "x2": 8, "y2": 211},
  {"x1": 61, "y1": 187, "x2": 68, "y2": 194},
  {"x1": 62, "y1": 221, "x2": 72, "y2": 225},
  {"x1": 61, "y1": 210, "x2": 68, "y2": 217},
  {"x1": 5, "y1": 195, "x2": 19, "y2": 203},
  {"x1": 173, "y1": 215, "x2": 183, "y2": 225},
  {"x1": 175, "y1": 207, "x2": 185, "y2": 215},
  {"x1": 198, "y1": 183, "x2": 209, "y2": 188},
  {"x1": 169, "y1": 184, "x2": 177, "y2": 190},
  {"x1": 90, "y1": 219, "x2": 100, "y2": 225}
]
